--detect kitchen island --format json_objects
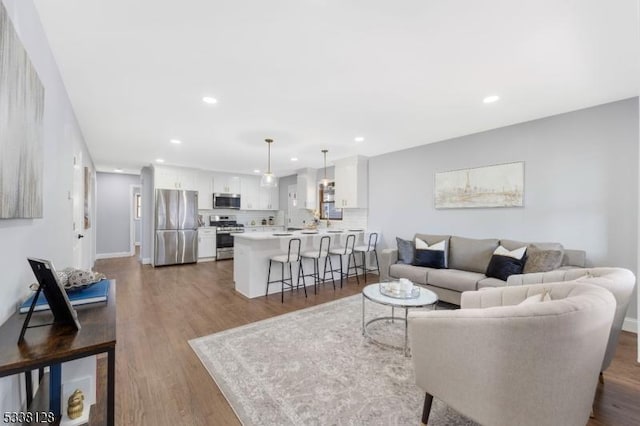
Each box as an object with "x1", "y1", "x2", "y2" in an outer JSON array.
[{"x1": 233, "y1": 229, "x2": 376, "y2": 298}]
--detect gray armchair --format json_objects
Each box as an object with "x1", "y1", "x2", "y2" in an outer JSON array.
[{"x1": 408, "y1": 282, "x2": 616, "y2": 426}]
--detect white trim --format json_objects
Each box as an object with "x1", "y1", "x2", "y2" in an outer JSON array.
[
  {"x1": 622, "y1": 317, "x2": 638, "y2": 334},
  {"x1": 135, "y1": 242, "x2": 141, "y2": 247},
  {"x1": 96, "y1": 252, "x2": 132, "y2": 259},
  {"x1": 142, "y1": 257, "x2": 152, "y2": 265}
]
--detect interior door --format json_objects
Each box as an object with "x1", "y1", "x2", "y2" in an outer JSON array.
[{"x1": 72, "y1": 150, "x2": 84, "y2": 268}]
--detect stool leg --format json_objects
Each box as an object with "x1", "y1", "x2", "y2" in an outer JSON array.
[
  {"x1": 266, "y1": 260, "x2": 272, "y2": 297},
  {"x1": 314, "y1": 259, "x2": 319, "y2": 294},
  {"x1": 351, "y1": 253, "x2": 360, "y2": 285},
  {"x1": 362, "y1": 251, "x2": 367, "y2": 284},
  {"x1": 326, "y1": 255, "x2": 336, "y2": 290},
  {"x1": 298, "y1": 261, "x2": 307, "y2": 297},
  {"x1": 373, "y1": 249, "x2": 380, "y2": 276},
  {"x1": 289, "y1": 263, "x2": 294, "y2": 293},
  {"x1": 281, "y1": 262, "x2": 285, "y2": 303}
]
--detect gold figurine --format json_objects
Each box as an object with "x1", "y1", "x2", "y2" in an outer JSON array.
[{"x1": 67, "y1": 389, "x2": 85, "y2": 419}]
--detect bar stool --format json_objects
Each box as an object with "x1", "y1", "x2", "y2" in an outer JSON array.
[
  {"x1": 300, "y1": 235, "x2": 334, "y2": 294},
  {"x1": 354, "y1": 232, "x2": 379, "y2": 284},
  {"x1": 266, "y1": 238, "x2": 305, "y2": 303},
  {"x1": 328, "y1": 233, "x2": 360, "y2": 287}
]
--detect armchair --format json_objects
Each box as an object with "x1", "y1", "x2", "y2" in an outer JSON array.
[{"x1": 408, "y1": 282, "x2": 616, "y2": 426}]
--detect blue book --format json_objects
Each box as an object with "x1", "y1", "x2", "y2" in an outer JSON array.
[{"x1": 19, "y1": 279, "x2": 109, "y2": 314}]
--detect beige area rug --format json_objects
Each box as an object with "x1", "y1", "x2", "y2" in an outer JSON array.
[{"x1": 189, "y1": 295, "x2": 478, "y2": 425}]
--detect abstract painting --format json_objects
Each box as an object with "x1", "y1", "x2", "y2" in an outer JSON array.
[
  {"x1": 435, "y1": 162, "x2": 524, "y2": 209},
  {"x1": 0, "y1": 3, "x2": 45, "y2": 218}
]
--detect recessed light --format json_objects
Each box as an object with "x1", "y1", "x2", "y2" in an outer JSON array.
[
  {"x1": 483, "y1": 95, "x2": 500, "y2": 104},
  {"x1": 114, "y1": 168, "x2": 123, "y2": 173},
  {"x1": 202, "y1": 96, "x2": 217, "y2": 104},
  {"x1": 253, "y1": 169, "x2": 261, "y2": 173},
  {"x1": 156, "y1": 158, "x2": 165, "y2": 163},
  {"x1": 354, "y1": 136, "x2": 365, "y2": 142},
  {"x1": 170, "y1": 139, "x2": 182, "y2": 144},
  {"x1": 290, "y1": 157, "x2": 298, "y2": 162}
]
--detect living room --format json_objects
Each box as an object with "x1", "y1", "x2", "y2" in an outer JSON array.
[{"x1": 0, "y1": 1, "x2": 638, "y2": 425}]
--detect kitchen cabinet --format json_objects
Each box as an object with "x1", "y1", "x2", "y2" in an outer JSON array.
[
  {"x1": 259, "y1": 185, "x2": 279, "y2": 210},
  {"x1": 296, "y1": 168, "x2": 317, "y2": 210},
  {"x1": 198, "y1": 228, "x2": 216, "y2": 260},
  {"x1": 334, "y1": 156, "x2": 368, "y2": 208},
  {"x1": 213, "y1": 173, "x2": 241, "y2": 194},
  {"x1": 240, "y1": 176, "x2": 260, "y2": 210},
  {"x1": 155, "y1": 165, "x2": 198, "y2": 190},
  {"x1": 196, "y1": 171, "x2": 214, "y2": 210}
]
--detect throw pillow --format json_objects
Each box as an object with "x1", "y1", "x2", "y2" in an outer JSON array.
[
  {"x1": 396, "y1": 237, "x2": 415, "y2": 264},
  {"x1": 519, "y1": 290, "x2": 552, "y2": 305},
  {"x1": 485, "y1": 245, "x2": 527, "y2": 281},
  {"x1": 412, "y1": 238, "x2": 446, "y2": 269},
  {"x1": 523, "y1": 246, "x2": 564, "y2": 274}
]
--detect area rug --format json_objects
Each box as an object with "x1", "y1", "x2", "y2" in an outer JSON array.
[{"x1": 189, "y1": 295, "x2": 478, "y2": 425}]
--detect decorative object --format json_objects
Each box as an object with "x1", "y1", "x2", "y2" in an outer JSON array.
[
  {"x1": 485, "y1": 245, "x2": 527, "y2": 281},
  {"x1": 260, "y1": 138, "x2": 277, "y2": 187},
  {"x1": 320, "y1": 149, "x2": 329, "y2": 188},
  {"x1": 67, "y1": 389, "x2": 84, "y2": 419},
  {"x1": 29, "y1": 267, "x2": 106, "y2": 292},
  {"x1": 435, "y1": 162, "x2": 524, "y2": 209},
  {"x1": 379, "y1": 280, "x2": 420, "y2": 299},
  {"x1": 396, "y1": 237, "x2": 415, "y2": 264},
  {"x1": 0, "y1": 3, "x2": 45, "y2": 219},
  {"x1": 412, "y1": 238, "x2": 446, "y2": 269},
  {"x1": 190, "y1": 295, "x2": 476, "y2": 425}
]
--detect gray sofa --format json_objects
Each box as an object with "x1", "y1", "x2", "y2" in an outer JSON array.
[{"x1": 380, "y1": 234, "x2": 586, "y2": 305}]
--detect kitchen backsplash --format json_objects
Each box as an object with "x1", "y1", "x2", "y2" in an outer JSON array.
[{"x1": 198, "y1": 209, "x2": 285, "y2": 227}]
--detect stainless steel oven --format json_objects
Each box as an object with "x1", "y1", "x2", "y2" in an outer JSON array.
[{"x1": 210, "y1": 215, "x2": 244, "y2": 260}]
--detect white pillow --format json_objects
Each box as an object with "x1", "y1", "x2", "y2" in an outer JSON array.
[
  {"x1": 519, "y1": 290, "x2": 551, "y2": 305},
  {"x1": 494, "y1": 245, "x2": 527, "y2": 260}
]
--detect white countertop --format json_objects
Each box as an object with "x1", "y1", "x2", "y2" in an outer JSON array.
[{"x1": 234, "y1": 229, "x2": 367, "y2": 241}]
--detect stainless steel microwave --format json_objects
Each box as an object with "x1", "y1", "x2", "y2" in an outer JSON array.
[{"x1": 213, "y1": 193, "x2": 241, "y2": 209}]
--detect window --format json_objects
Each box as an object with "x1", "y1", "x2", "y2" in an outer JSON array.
[
  {"x1": 319, "y1": 182, "x2": 342, "y2": 220},
  {"x1": 134, "y1": 193, "x2": 142, "y2": 219}
]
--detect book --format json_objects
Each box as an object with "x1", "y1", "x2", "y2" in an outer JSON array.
[{"x1": 19, "y1": 279, "x2": 109, "y2": 314}]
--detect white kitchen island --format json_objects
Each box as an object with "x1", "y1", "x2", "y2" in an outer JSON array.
[{"x1": 233, "y1": 229, "x2": 376, "y2": 298}]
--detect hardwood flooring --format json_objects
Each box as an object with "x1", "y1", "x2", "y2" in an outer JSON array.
[{"x1": 93, "y1": 254, "x2": 640, "y2": 425}]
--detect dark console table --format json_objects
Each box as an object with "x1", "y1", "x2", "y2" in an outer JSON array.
[{"x1": 0, "y1": 280, "x2": 116, "y2": 425}]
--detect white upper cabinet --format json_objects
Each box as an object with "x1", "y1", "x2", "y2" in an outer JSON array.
[
  {"x1": 296, "y1": 168, "x2": 317, "y2": 210},
  {"x1": 240, "y1": 176, "x2": 260, "y2": 210},
  {"x1": 334, "y1": 156, "x2": 368, "y2": 208},
  {"x1": 155, "y1": 165, "x2": 198, "y2": 190},
  {"x1": 212, "y1": 173, "x2": 241, "y2": 194},
  {"x1": 196, "y1": 171, "x2": 214, "y2": 210},
  {"x1": 259, "y1": 185, "x2": 279, "y2": 210}
]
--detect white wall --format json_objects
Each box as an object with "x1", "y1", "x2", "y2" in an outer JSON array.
[
  {"x1": 0, "y1": 0, "x2": 96, "y2": 412},
  {"x1": 368, "y1": 97, "x2": 639, "y2": 321},
  {"x1": 95, "y1": 172, "x2": 140, "y2": 257}
]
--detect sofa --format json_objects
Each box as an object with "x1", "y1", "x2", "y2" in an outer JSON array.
[
  {"x1": 408, "y1": 281, "x2": 617, "y2": 426},
  {"x1": 380, "y1": 234, "x2": 586, "y2": 305}
]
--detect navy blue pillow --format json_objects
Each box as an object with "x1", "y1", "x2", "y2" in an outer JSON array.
[
  {"x1": 486, "y1": 254, "x2": 526, "y2": 281},
  {"x1": 396, "y1": 237, "x2": 415, "y2": 264},
  {"x1": 413, "y1": 248, "x2": 446, "y2": 269}
]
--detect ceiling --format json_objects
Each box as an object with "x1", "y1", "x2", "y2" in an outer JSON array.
[{"x1": 33, "y1": 0, "x2": 639, "y2": 176}]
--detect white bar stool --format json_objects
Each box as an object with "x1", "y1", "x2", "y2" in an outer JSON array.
[
  {"x1": 328, "y1": 233, "x2": 360, "y2": 287},
  {"x1": 266, "y1": 238, "x2": 305, "y2": 303},
  {"x1": 300, "y1": 235, "x2": 334, "y2": 294},
  {"x1": 354, "y1": 232, "x2": 379, "y2": 284}
]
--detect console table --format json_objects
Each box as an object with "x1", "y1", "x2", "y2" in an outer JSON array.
[{"x1": 0, "y1": 280, "x2": 116, "y2": 425}]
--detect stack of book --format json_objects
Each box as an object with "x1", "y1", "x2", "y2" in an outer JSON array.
[{"x1": 19, "y1": 279, "x2": 109, "y2": 314}]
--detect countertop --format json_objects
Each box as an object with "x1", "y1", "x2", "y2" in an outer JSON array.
[{"x1": 234, "y1": 229, "x2": 367, "y2": 241}]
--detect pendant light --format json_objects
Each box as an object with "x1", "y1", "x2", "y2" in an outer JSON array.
[
  {"x1": 260, "y1": 138, "x2": 278, "y2": 187},
  {"x1": 321, "y1": 149, "x2": 329, "y2": 188}
]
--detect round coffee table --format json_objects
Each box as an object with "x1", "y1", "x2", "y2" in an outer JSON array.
[{"x1": 362, "y1": 282, "x2": 438, "y2": 356}]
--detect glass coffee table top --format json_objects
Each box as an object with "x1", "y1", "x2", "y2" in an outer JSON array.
[{"x1": 363, "y1": 282, "x2": 438, "y2": 307}]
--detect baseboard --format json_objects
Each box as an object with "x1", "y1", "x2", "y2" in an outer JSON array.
[
  {"x1": 622, "y1": 317, "x2": 638, "y2": 334},
  {"x1": 96, "y1": 251, "x2": 132, "y2": 260},
  {"x1": 141, "y1": 257, "x2": 152, "y2": 265}
]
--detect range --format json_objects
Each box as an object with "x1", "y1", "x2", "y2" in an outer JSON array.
[{"x1": 209, "y1": 215, "x2": 244, "y2": 260}]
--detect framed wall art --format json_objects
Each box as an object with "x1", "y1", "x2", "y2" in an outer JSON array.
[{"x1": 435, "y1": 162, "x2": 524, "y2": 209}]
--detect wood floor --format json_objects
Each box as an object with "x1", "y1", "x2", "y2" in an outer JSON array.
[{"x1": 93, "y1": 254, "x2": 640, "y2": 426}]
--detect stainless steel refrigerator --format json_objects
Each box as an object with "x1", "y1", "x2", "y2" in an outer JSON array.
[{"x1": 154, "y1": 189, "x2": 199, "y2": 266}]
